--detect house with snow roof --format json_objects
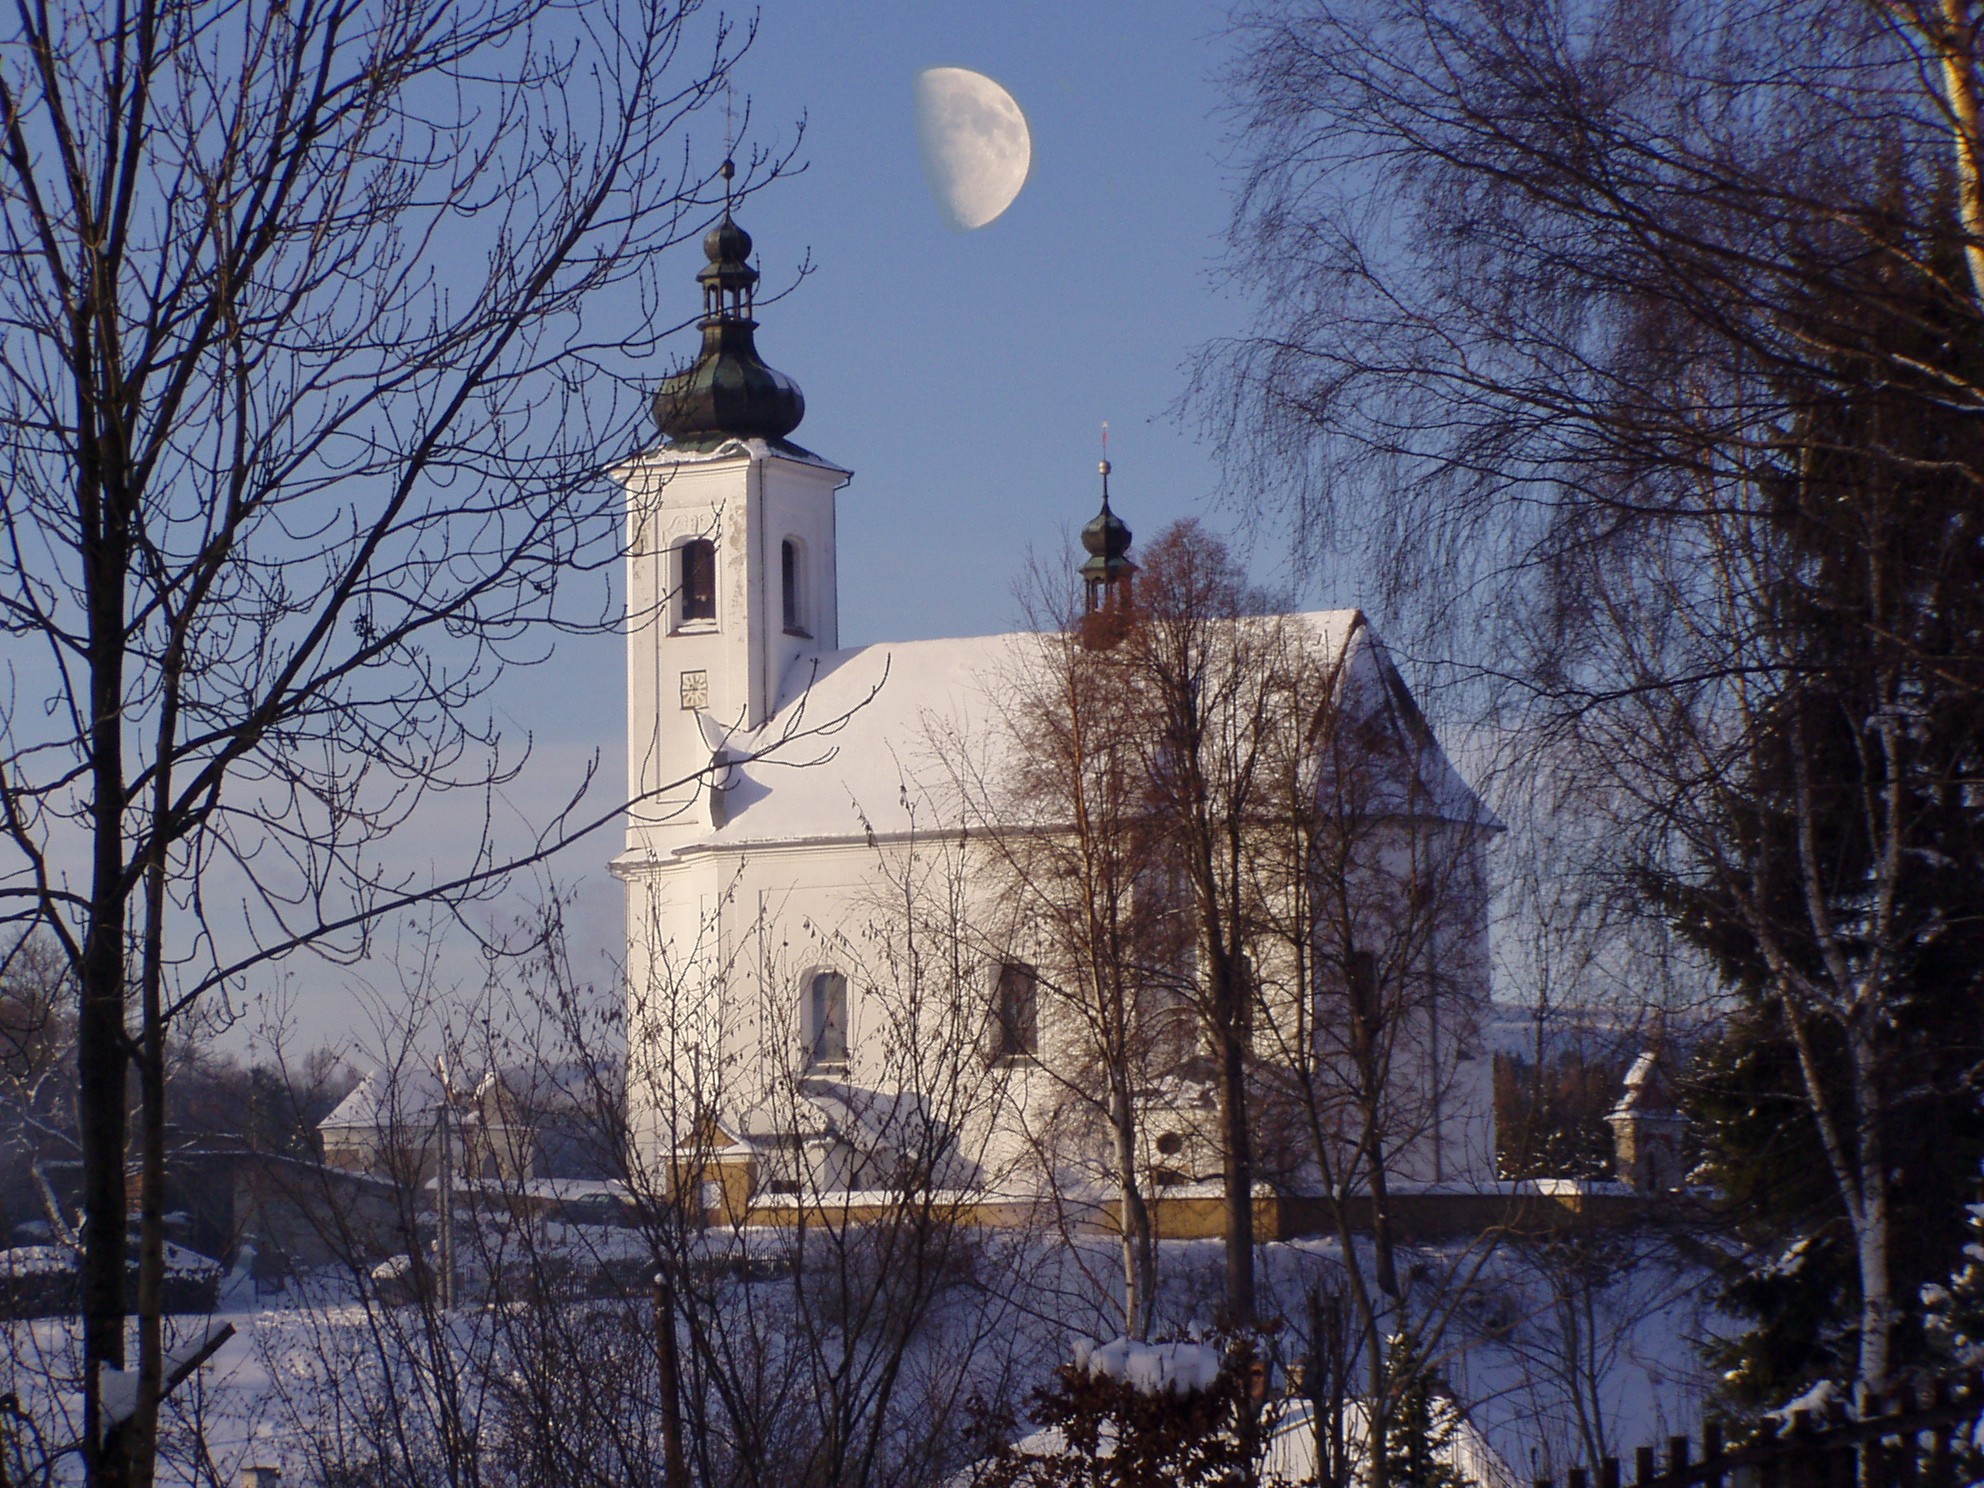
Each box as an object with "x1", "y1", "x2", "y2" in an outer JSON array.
[
  {"x1": 610, "y1": 202, "x2": 1501, "y2": 1215},
  {"x1": 319, "y1": 1062, "x2": 605, "y2": 1188}
]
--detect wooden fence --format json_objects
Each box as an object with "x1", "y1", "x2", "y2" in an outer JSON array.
[{"x1": 1532, "y1": 1373, "x2": 1984, "y2": 1488}]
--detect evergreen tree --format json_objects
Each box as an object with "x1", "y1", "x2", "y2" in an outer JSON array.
[
  {"x1": 1383, "y1": 1332, "x2": 1474, "y2": 1488},
  {"x1": 1669, "y1": 233, "x2": 1984, "y2": 1401},
  {"x1": 1692, "y1": 1023, "x2": 1859, "y2": 1402},
  {"x1": 1923, "y1": 1166, "x2": 1984, "y2": 1371}
]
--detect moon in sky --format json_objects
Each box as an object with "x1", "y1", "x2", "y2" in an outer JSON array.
[{"x1": 915, "y1": 67, "x2": 1032, "y2": 232}]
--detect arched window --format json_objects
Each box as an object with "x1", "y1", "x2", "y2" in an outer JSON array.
[
  {"x1": 781, "y1": 537, "x2": 808, "y2": 636},
  {"x1": 678, "y1": 538, "x2": 716, "y2": 625},
  {"x1": 989, "y1": 961, "x2": 1039, "y2": 1062},
  {"x1": 808, "y1": 970, "x2": 848, "y2": 1067}
]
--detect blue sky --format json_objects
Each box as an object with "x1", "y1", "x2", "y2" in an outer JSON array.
[
  {"x1": 275, "y1": 1, "x2": 1358, "y2": 1051},
  {"x1": 721, "y1": 1, "x2": 1249, "y2": 648}
]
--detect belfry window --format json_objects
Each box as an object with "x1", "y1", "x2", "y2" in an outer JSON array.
[
  {"x1": 781, "y1": 538, "x2": 808, "y2": 636},
  {"x1": 990, "y1": 962, "x2": 1039, "y2": 1062},
  {"x1": 808, "y1": 970, "x2": 849, "y2": 1067},
  {"x1": 679, "y1": 539, "x2": 716, "y2": 624}
]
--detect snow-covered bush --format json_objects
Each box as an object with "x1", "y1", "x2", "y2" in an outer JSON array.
[{"x1": 975, "y1": 1335, "x2": 1257, "y2": 1488}]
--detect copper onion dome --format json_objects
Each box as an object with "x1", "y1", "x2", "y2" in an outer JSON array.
[
  {"x1": 652, "y1": 166, "x2": 807, "y2": 449},
  {"x1": 1080, "y1": 460, "x2": 1135, "y2": 588},
  {"x1": 1078, "y1": 456, "x2": 1137, "y2": 650}
]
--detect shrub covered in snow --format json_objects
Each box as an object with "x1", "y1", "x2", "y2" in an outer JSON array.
[
  {"x1": 1074, "y1": 1337, "x2": 1226, "y2": 1397},
  {"x1": 0, "y1": 1240, "x2": 220, "y2": 1318},
  {"x1": 976, "y1": 1335, "x2": 1258, "y2": 1488}
]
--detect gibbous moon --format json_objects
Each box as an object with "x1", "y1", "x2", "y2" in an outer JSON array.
[{"x1": 915, "y1": 67, "x2": 1032, "y2": 232}]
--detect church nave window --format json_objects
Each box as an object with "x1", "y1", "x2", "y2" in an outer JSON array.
[
  {"x1": 989, "y1": 961, "x2": 1039, "y2": 1063},
  {"x1": 677, "y1": 538, "x2": 717, "y2": 627},
  {"x1": 807, "y1": 969, "x2": 849, "y2": 1068}
]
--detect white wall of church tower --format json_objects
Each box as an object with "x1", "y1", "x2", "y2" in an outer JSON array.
[
  {"x1": 615, "y1": 438, "x2": 851, "y2": 1172},
  {"x1": 620, "y1": 443, "x2": 849, "y2": 855}
]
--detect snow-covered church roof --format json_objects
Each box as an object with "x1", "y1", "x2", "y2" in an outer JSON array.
[{"x1": 653, "y1": 609, "x2": 1498, "y2": 859}]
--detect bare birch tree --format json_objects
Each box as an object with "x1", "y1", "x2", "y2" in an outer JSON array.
[{"x1": 1205, "y1": 0, "x2": 1984, "y2": 1397}]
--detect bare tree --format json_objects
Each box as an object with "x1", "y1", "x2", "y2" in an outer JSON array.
[
  {"x1": 1204, "y1": 0, "x2": 1984, "y2": 1398},
  {"x1": 950, "y1": 585, "x2": 1168, "y2": 1341},
  {"x1": 614, "y1": 807, "x2": 1051, "y2": 1488},
  {"x1": 961, "y1": 515, "x2": 1499, "y2": 1381},
  {"x1": 1237, "y1": 604, "x2": 1501, "y2": 1487},
  {"x1": 212, "y1": 855, "x2": 1045, "y2": 1488},
  {"x1": 0, "y1": 0, "x2": 832, "y2": 1479},
  {"x1": 1113, "y1": 521, "x2": 1289, "y2": 1328}
]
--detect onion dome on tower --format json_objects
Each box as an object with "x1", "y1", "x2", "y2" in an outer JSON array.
[
  {"x1": 652, "y1": 162, "x2": 807, "y2": 451},
  {"x1": 1078, "y1": 456, "x2": 1137, "y2": 650}
]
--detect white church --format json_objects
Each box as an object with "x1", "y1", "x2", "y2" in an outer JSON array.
[{"x1": 610, "y1": 204, "x2": 1500, "y2": 1219}]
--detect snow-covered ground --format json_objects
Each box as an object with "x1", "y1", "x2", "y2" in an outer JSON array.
[{"x1": 1, "y1": 1227, "x2": 1723, "y2": 1486}]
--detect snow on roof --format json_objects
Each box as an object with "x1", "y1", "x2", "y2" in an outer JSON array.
[
  {"x1": 1341, "y1": 620, "x2": 1505, "y2": 830},
  {"x1": 0, "y1": 1245, "x2": 79, "y2": 1277},
  {"x1": 1609, "y1": 1048, "x2": 1679, "y2": 1118},
  {"x1": 692, "y1": 628, "x2": 1034, "y2": 851},
  {"x1": 663, "y1": 611, "x2": 1497, "y2": 857},
  {"x1": 319, "y1": 1066, "x2": 451, "y2": 1131},
  {"x1": 320, "y1": 1061, "x2": 604, "y2": 1131},
  {"x1": 613, "y1": 435, "x2": 850, "y2": 478},
  {"x1": 1622, "y1": 1050, "x2": 1660, "y2": 1092}
]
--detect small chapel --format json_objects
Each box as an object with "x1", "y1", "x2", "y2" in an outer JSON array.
[{"x1": 610, "y1": 199, "x2": 1500, "y2": 1218}]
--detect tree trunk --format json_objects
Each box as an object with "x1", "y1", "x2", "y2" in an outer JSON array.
[
  {"x1": 1850, "y1": 1027, "x2": 1893, "y2": 1386},
  {"x1": 77, "y1": 908, "x2": 128, "y2": 1488},
  {"x1": 128, "y1": 805, "x2": 176, "y2": 1488},
  {"x1": 1367, "y1": 1313, "x2": 1390, "y2": 1488},
  {"x1": 655, "y1": 1274, "x2": 689, "y2": 1488},
  {"x1": 1111, "y1": 1083, "x2": 1155, "y2": 1339},
  {"x1": 78, "y1": 423, "x2": 132, "y2": 1488},
  {"x1": 127, "y1": 1018, "x2": 164, "y2": 1488},
  {"x1": 1905, "y1": 0, "x2": 1984, "y2": 311},
  {"x1": 1219, "y1": 1010, "x2": 1255, "y2": 1327},
  {"x1": 1364, "y1": 1134, "x2": 1402, "y2": 1302}
]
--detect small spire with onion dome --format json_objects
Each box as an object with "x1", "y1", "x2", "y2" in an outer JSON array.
[
  {"x1": 652, "y1": 159, "x2": 807, "y2": 449},
  {"x1": 1078, "y1": 426, "x2": 1136, "y2": 648}
]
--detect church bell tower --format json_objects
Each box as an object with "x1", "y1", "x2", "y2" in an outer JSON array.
[
  {"x1": 1078, "y1": 454, "x2": 1136, "y2": 651},
  {"x1": 618, "y1": 169, "x2": 850, "y2": 855}
]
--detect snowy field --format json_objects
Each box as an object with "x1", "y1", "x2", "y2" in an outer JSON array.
[{"x1": 0, "y1": 1229, "x2": 1723, "y2": 1486}]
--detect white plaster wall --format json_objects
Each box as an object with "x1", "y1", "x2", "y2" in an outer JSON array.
[
  {"x1": 621, "y1": 444, "x2": 849, "y2": 854},
  {"x1": 621, "y1": 813, "x2": 1499, "y2": 1197},
  {"x1": 621, "y1": 835, "x2": 1050, "y2": 1191}
]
